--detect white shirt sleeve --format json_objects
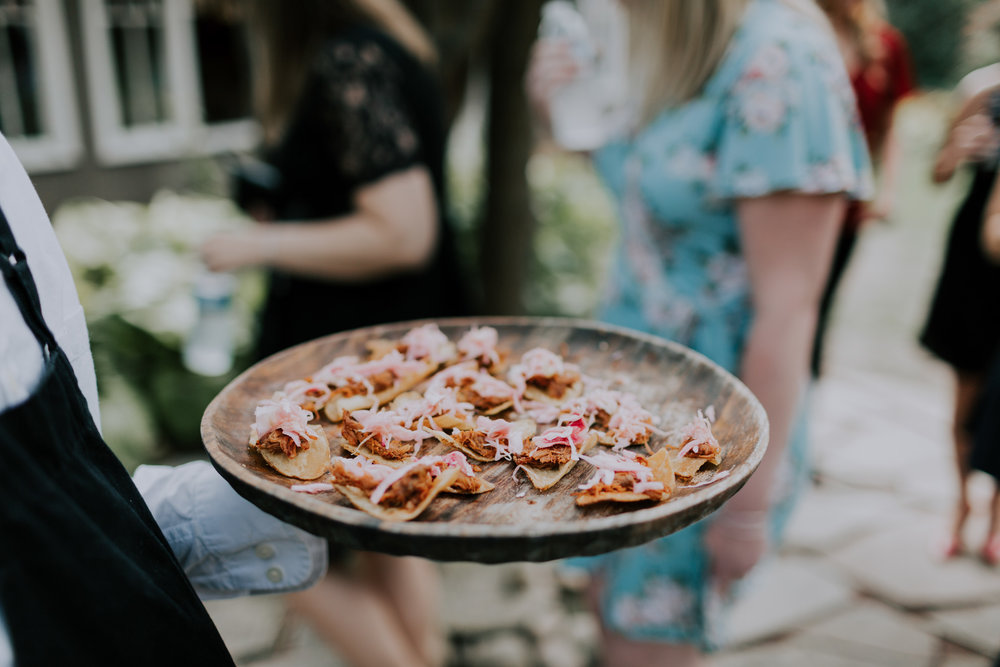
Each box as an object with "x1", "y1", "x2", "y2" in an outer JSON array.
[
  {"x1": 133, "y1": 461, "x2": 328, "y2": 598},
  {"x1": 0, "y1": 132, "x2": 326, "y2": 663},
  {"x1": 0, "y1": 133, "x2": 100, "y2": 427}
]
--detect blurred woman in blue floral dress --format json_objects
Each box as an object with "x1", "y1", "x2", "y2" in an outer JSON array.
[{"x1": 528, "y1": 1, "x2": 871, "y2": 664}]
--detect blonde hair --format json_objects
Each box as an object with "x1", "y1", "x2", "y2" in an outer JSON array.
[
  {"x1": 626, "y1": 0, "x2": 832, "y2": 125},
  {"x1": 626, "y1": 0, "x2": 749, "y2": 124},
  {"x1": 249, "y1": 0, "x2": 437, "y2": 142},
  {"x1": 815, "y1": 0, "x2": 888, "y2": 67}
]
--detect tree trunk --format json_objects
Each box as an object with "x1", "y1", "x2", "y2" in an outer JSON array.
[{"x1": 478, "y1": 0, "x2": 543, "y2": 315}]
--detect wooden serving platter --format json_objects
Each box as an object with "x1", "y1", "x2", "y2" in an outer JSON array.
[{"x1": 202, "y1": 317, "x2": 768, "y2": 563}]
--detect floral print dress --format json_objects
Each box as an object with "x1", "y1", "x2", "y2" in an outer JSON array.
[{"x1": 575, "y1": 0, "x2": 872, "y2": 649}]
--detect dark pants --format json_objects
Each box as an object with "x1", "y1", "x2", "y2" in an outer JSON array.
[{"x1": 811, "y1": 214, "x2": 861, "y2": 378}]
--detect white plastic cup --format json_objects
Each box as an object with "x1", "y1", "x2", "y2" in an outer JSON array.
[{"x1": 539, "y1": 0, "x2": 627, "y2": 151}]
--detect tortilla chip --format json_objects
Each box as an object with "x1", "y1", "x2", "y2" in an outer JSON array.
[
  {"x1": 445, "y1": 473, "x2": 495, "y2": 495},
  {"x1": 575, "y1": 449, "x2": 675, "y2": 506},
  {"x1": 647, "y1": 448, "x2": 676, "y2": 493},
  {"x1": 520, "y1": 431, "x2": 598, "y2": 491},
  {"x1": 594, "y1": 430, "x2": 614, "y2": 447},
  {"x1": 340, "y1": 438, "x2": 417, "y2": 466},
  {"x1": 384, "y1": 391, "x2": 474, "y2": 429},
  {"x1": 432, "y1": 429, "x2": 493, "y2": 462},
  {"x1": 576, "y1": 490, "x2": 659, "y2": 506},
  {"x1": 431, "y1": 414, "x2": 474, "y2": 430},
  {"x1": 364, "y1": 338, "x2": 398, "y2": 360},
  {"x1": 670, "y1": 449, "x2": 721, "y2": 481},
  {"x1": 433, "y1": 419, "x2": 536, "y2": 463},
  {"x1": 337, "y1": 442, "x2": 493, "y2": 495},
  {"x1": 323, "y1": 361, "x2": 437, "y2": 422},
  {"x1": 334, "y1": 467, "x2": 460, "y2": 521},
  {"x1": 523, "y1": 381, "x2": 583, "y2": 405},
  {"x1": 255, "y1": 427, "x2": 331, "y2": 480},
  {"x1": 594, "y1": 428, "x2": 652, "y2": 450},
  {"x1": 480, "y1": 400, "x2": 514, "y2": 416},
  {"x1": 323, "y1": 394, "x2": 375, "y2": 422},
  {"x1": 388, "y1": 391, "x2": 423, "y2": 410}
]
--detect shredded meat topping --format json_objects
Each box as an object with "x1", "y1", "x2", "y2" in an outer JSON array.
[
  {"x1": 528, "y1": 372, "x2": 576, "y2": 399},
  {"x1": 681, "y1": 437, "x2": 721, "y2": 459},
  {"x1": 256, "y1": 429, "x2": 307, "y2": 458},
  {"x1": 449, "y1": 474, "x2": 480, "y2": 494},
  {"x1": 461, "y1": 389, "x2": 509, "y2": 413},
  {"x1": 514, "y1": 444, "x2": 572, "y2": 469},
  {"x1": 367, "y1": 370, "x2": 396, "y2": 393},
  {"x1": 341, "y1": 414, "x2": 366, "y2": 448},
  {"x1": 329, "y1": 370, "x2": 396, "y2": 400},
  {"x1": 368, "y1": 438, "x2": 414, "y2": 460},
  {"x1": 330, "y1": 467, "x2": 379, "y2": 493},
  {"x1": 380, "y1": 467, "x2": 434, "y2": 509},
  {"x1": 341, "y1": 414, "x2": 414, "y2": 460},
  {"x1": 331, "y1": 381, "x2": 367, "y2": 400},
  {"x1": 452, "y1": 430, "x2": 497, "y2": 459},
  {"x1": 628, "y1": 430, "x2": 651, "y2": 446},
  {"x1": 578, "y1": 472, "x2": 660, "y2": 500}
]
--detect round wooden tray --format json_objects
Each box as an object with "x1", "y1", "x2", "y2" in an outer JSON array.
[{"x1": 202, "y1": 317, "x2": 768, "y2": 563}]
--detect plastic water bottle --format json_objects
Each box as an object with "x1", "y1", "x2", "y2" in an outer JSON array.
[
  {"x1": 182, "y1": 272, "x2": 236, "y2": 377},
  {"x1": 539, "y1": 0, "x2": 607, "y2": 150}
]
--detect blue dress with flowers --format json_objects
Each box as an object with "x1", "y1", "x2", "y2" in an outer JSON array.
[{"x1": 577, "y1": 0, "x2": 872, "y2": 649}]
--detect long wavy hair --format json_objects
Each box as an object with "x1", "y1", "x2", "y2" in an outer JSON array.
[
  {"x1": 624, "y1": 0, "x2": 748, "y2": 124},
  {"x1": 247, "y1": 0, "x2": 437, "y2": 142},
  {"x1": 625, "y1": 0, "x2": 831, "y2": 125},
  {"x1": 815, "y1": 0, "x2": 888, "y2": 70}
]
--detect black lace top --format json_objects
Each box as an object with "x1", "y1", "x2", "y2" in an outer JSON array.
[{"x1": 248, "y1": 25, "x2": 467, "y2": 359}]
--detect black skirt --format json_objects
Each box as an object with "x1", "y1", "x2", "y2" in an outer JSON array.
[
  {"x1": 919, "y1": 166, "x2": 1000, "y2": 373},
  {"x1": 970, "y1": 351, "x2": 1000, "y2": 481}
]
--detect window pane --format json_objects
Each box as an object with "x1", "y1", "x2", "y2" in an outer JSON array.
[
  {"x1": 0, "y1": 0, "x2": 42, "y2": 138},
  {"x1": 106, "y1": 0, "x2": 169, "y2": 127},
  {"x1": 193, "y1": 0, "x2": 250, "y2": 123}
]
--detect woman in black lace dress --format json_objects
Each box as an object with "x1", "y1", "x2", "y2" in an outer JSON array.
[
  {"x1": 201, "y1": 2, "x2": 463, "y2": 665},
  {"x1": 201, "y1": 0, "x2": 467, "y2": 360}
]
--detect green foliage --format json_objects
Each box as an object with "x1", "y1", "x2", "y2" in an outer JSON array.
[
  {"x1": 89, "y1": 315, "x2": 249, "y2": 458},
  {"x1": 52, "y1": 192, "x2": 264, "y2": 464},
  {"x1": 447, "y1": 148, "x2": 617, "y2": 318},
  {"x1": 523, "y1": 151, "x2": 617, "y2": 317},
  {"x1": 886, "y1": 0, "x2": 982, "y2": 89}
]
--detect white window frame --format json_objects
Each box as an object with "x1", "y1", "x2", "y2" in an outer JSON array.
[
  {"x1": 4, "y1": 0, "x2": 84, "y2": 174},
  {"x1": 79, "y1": 0, "x2": 258, "y2": 166}
]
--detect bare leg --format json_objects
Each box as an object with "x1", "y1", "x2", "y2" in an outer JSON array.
[
  {"x1": 285, "y1": 571, "x2": 430, "y2": 667},
  {"x1": 585, "y1": 575, "x2": 706, "y2": 667},
  {"x1": 360, "y1": 553, "x2": 445, "y2": 667},
  {"x1": 982, "y1": 483, "x2": 1000, "y2": 565},
  {"x1": 600, "y1": 632, "x2": 706, "y2": 667},
  {"x1": 947, "y1": 372, "x2": 983, "y2": 555}
]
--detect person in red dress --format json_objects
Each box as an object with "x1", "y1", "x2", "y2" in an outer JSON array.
[{"x1": 812, "y1": 0, "x2": 916, "y2": 377}]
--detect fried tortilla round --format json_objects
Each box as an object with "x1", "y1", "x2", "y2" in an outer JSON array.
[{"x1": 257, "y1": 427, "x2": 331, "y2": 480}]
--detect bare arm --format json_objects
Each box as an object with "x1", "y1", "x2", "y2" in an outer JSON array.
[
  {"x1": 706, "y1": 192, "x2": 845, "y2": 590},
  {"x1": 201, "y1": 166, "x2": 438, "y2": 281},
  {"x1": 735, "y1": 193, "x2": 844, "y2": 501},
  {"x1": 931, "y1": 65, "x2": 1000, "y2": 184},
  {"x1": 932, "y1": 91, "x2": 993, "y2": 184},
  {"x1": 867, "y1": 113, "x2": 903, "y2": 220}
]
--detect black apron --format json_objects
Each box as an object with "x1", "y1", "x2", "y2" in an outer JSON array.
[{"x1": 0, "y1": 205, "x2": 234, "y2": 666}]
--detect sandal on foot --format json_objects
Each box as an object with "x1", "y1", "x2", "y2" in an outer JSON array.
[
  {"x1": 934, "y1": 534, "x2": 963, "y2": 560},
  {"x1": 980, "y1": 536, "x2": 1000, "y2": 566}
]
